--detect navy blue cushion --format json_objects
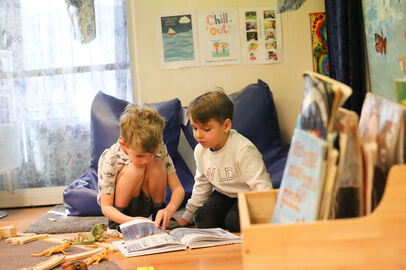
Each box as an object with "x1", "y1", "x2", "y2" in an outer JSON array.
[
  {"x1": 89, "y1": 92, "x2": 181, "y2": 170},
  {"x1": 64, "y1": 91, "x2": 193, "y2": 216},
  {"x1": 181, "y1": 80, "x2": 288, "y2": 188},
  {"x1": 63, "y1": 168, "x2": 102, "y2": 216},
  {"x1": 89, "y1": 92, "x2": 128, "y2": 170}
]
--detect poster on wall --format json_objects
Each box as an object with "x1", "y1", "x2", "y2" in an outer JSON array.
[
  {"x1": 239, "y1": 7, "x2": 283, "y2": 65},
  {"x1": 197, "y1": 8, "x2": 241, "y2": 66},
  {"x1": 309, "y1": 12, "x2": 329, "y2": 76},
  {"x1": 157, "y1": 11, "x2": 199, "y2": 69},
  {"x1": 362, "y1": 1, "x2": 406, "y2": 102}
]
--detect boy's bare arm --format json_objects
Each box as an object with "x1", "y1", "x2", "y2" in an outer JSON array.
[
  {"x1": 100, "y1": 193, "x2": 148, "y2": 224},
  {"x1": 154, "y1": 172, "x2": 185, "y2": 229},
  {"x1": 166, "y1": 172, "x2": 185, "y2": 214}
]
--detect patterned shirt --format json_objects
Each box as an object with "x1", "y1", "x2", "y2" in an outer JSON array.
[{"x1": 97, "y1": 140, "x2": 175, "y2": 204}]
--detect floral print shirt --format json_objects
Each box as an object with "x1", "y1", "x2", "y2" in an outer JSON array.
[{"x1": 97, "y1": 140, "x2": 175, "y2": 204}]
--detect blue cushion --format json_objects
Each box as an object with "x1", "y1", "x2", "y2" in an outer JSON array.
[
  {"x1": 89, "y1": 92, "x2": 181, "y2": 170},
  {"x1": 64, "y1": 91, "x2": 193, "y2": 216},
  {"x1": 63, "y1": 168, "x2": 102, "y2": 216},
  {"x1": 181, "y1": 80, "x2": 288, "y2": 188}
]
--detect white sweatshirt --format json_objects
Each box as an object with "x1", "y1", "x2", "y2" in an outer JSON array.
[{"x1": 182, "y1": 129, "x2": 273, "y2": 223}]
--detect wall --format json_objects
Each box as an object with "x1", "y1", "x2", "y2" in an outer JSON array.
[{"x1": 126, "y1": 0, "x2": 325, "y2": 141}]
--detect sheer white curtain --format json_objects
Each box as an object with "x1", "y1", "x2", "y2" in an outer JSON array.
[{"x1": 0, "y1": 0, "x2": 133, "y2": 195}]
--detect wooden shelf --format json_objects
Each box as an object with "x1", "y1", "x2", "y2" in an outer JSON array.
[{"x1": 238, "y1": 164, "x2": 406, "y2": 270}]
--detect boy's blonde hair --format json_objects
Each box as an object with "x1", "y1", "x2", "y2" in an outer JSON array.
[
  {"x1": 120, "y1": 104, "x2": 165, "y2": 153},
  {"x1": 187, "y1": 88, "x2": 234, "y2": 124}
]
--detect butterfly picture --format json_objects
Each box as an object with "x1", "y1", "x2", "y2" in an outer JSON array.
[{"x1": 375, "y1": 29, "x2": 387, "y2": 55}]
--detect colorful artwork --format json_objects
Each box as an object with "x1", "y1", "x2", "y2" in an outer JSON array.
[
  {"x1": 240, "y1": 7, "x2": 283, "y2": 65},
  {"x1": 309, "y1": 12, "x2": 329, "y2": 76},
  {"x1": 158, "y1": 11, "x2": 199, "y2": 69},
  {"x1": 362, "y1": 0, "x2": 406, "y2": 102},
  {"x1": 197, "y1": 8, "x2": 241, "y2": 66}
]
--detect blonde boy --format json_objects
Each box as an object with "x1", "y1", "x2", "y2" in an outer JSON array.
[
  {"x1": 98, "y1": 104, "x2": 184, "y2": 230},
  {"x1": 176, "y1": 89, "x2": 272, "y2": 232}
]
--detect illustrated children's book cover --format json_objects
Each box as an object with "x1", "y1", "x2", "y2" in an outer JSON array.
[
  {"x1": 271, "y1": 128, "x2": 328, "y2": 223},
  {"x1": 358, "y1": 93, "x2": 405, "y2": 207},
  {"x1": 157, "y1": 11, "x2": 199, "y2": 69},
  {"x1": 197, "y1": 8, "x2": 241, "y2": 66},
  {"x1": 329, "y1": 108, "x2": 364, "y2": 219},
  {"x1": 299, "y1": 72, "x2": 352, "y2": 140}
]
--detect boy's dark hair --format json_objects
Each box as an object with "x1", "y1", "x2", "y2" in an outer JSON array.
[{"x1": 187, "y1": 88, "x2": 234, "y2": 124}]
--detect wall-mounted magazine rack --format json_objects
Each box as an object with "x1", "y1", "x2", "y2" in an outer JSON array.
[{"x1": 238, "y1": 164, "x2": 406, "y2": 270}]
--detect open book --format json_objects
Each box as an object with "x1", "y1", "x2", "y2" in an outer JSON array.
[{"x1": 113, "y1": 219, "x2": 241, "y2": 257}]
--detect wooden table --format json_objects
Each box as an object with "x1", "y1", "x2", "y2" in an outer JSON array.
[{"x1": 112, "y1": 243, "x2": 243, "y2": 270}]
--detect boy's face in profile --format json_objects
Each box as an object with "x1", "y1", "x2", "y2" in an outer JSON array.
[
  {"x1": 190, "y1": 117, "x2": 231, "y2": 151},
  {"x1": 119, "y1": 139, "x2": 154, "y2": 168}
]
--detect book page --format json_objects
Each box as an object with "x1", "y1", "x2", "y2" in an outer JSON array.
[
  {"x1": 169, "y1": 227, "x2": 241, "y2": 249},
  {"x1": 113, "y1": 239, "x2": 186, "y2": 257},
  {"x1": 120, "y1": 219, "x2": 184, "y2": 253}
]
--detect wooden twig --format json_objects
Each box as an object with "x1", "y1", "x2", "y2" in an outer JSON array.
[
  {"x1": 21, "y1": 254, "x2": 66, "y2": 270},
  {"x1": 0, "y1": 225, "x2": 17, "y2": 238},
  {"x1": 65, "y1": 247, "x2": 104, "y2": 261},
  {"x1": 12, "y1": 234, "x2": 48, "y2": 245},
  {"x1": 22, "y1": 247, "x2": 104, "y2": 270}
]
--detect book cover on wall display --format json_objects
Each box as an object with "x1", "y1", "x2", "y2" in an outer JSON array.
[
  {"x1": 157, "y1": 11, "x2": 200, "y2": 69},
  {"x1": 239, "y1": 7, "x2": 283, "y2": 65},
  {"x1": 271, "y1": 128, "x2": 328, "y2": 224},
  {"x1": 197, "y1": 8, "x2": 241, "y2": 66}
]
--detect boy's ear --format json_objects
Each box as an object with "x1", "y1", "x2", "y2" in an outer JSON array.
[
  {"x1": 118, "y1": 139, "x2": 128, "y2": 153},
  {"x1": 224, "y1": 119, "x2": 232, "y2": 132}
]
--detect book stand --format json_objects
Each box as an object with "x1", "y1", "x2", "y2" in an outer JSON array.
[{"x1": 238, "y1": 164, "x2": 406, "y2": 270}]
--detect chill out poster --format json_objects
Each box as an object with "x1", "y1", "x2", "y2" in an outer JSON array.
[
  {"x1": 158, "y1": 12, "x2": 199, "y2": 69},
  {"x1": 198, "y1": 8, "x2": 241, "y2": 66}
]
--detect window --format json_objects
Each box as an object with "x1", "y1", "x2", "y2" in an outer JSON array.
[{"x1": 0, "y1": 0, "x2": 133, "y2": 205}]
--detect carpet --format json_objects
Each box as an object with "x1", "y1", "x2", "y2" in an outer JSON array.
[
  {"x1": 0, "y1": 239, "x2": 121, "y2": 270},
  {"x1": 23, "y1": 205, "x2": 108, "y2": 234}
]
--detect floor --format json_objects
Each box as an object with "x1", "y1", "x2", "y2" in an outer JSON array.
[{"x1": 0, "y1": 206, "x2": 243, "y2": 270}]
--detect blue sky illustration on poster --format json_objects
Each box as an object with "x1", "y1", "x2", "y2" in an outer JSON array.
[
  {"x1": 362, "y1": 0, "x2": 406, "y2": 102},
  {"x1": 157, "y1": 11, "x2": 200, "y2": 69}
]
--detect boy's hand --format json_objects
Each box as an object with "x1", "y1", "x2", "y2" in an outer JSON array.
[
  {"x1": 154, "y1": 208, "x2": 171, "y2": 230},
  {"x1": 174, "y1": 217, "x2": 190, "y2": 227}
]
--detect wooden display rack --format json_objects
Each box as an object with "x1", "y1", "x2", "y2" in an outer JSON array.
[{"x1": 238, "y1": 164, "x2": 406, "y2": 270}]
